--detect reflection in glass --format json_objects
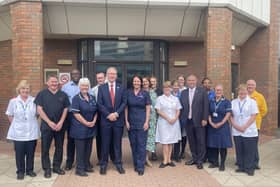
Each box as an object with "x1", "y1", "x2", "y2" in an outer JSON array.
[
  {"x1": 95, "y1": 64, "x2": 122, "y2": 84},
  {"x1": 126, "y1": 64, "x2": 153, "y2": 89}
]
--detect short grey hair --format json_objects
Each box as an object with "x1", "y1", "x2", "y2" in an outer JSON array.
[{"x1": 78, "y1": 77, "x2": 91, "y2": 88}]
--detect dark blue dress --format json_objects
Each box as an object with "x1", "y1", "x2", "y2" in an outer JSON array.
[
  {"x1": 127, "y1": 89, "x2": 151, "y2": 129},
  {"x1": 70, "y1": 93, "x2": 97, "y2": 139},
  {"x1": 207, "y1": 97, "x2": 232, "y2": 148}
]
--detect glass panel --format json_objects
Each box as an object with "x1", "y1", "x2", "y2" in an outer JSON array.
[
  {"x1": 126, "y1": 64, "x2": 153, "y2": 89},
  {"x1": 80, "y1": 40, "x2": 88, "y2": 61},
  {"x1": 160, "y1": 42, "x2": 167, "y2": 62},
  {"x1": 95, "y1": 64, "x2": 123, "y2": 84},
  {"x1": 94, "y1": 40, "x2": 153, "y2": 61},
  {"x1": 231, "y1": 63, "x2": 239, "y2": 99}
]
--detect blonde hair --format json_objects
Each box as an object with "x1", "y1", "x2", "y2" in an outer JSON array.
[
  {"x1": 16, "y1": 80, "x2": 30, "y2": 94},
  {"x1": 236, "y1": 84, "x2": 247, "y2": 92},
  {"x1": 163, "y1": 81, "x2": 171, "y2": 88},
  {"x1": 78, "y1": 77, "x2": 91, "y2": 88}
]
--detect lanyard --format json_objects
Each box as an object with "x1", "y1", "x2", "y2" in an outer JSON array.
[
  {"x1": 238, "y1": 100, "x2": 247, "y2": 114},
  {"x1": 19, "y1": 100, "x2": 28, "y2": 120},
  {"x1": 214, "y1": 99, "x2": 223, "y2": 113}
]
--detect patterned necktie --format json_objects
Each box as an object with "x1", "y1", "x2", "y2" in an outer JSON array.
[{"x1": 110, "y1": 83, "x2": 115, "y2": 107}]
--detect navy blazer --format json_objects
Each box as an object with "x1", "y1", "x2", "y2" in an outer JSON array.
[
  {"x1": 97, "y1": 82, "x2": 127, "y2": 127},
  {"x1": 180, "y1": 86, "x2": 209, "y2": 127}
]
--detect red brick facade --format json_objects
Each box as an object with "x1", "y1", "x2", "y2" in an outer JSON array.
[
  {"x1": 240, "y1": 0, "x2": 279, "y2": 134},
  {"x1": 205, "y1": 8, "x2": 232, "y2": 99}
]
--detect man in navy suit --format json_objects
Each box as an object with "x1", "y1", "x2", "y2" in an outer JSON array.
[
  {"x1": 97, "y1": 67, "x2": 127, "y2": 175},
  {"x1": 180, "y1": 75, "x2": 209, "y2": 169}
]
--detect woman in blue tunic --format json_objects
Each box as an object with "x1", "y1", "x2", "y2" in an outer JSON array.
[
  {"x1": 71, "y1": 78, "x2": 98, "y2": 177},
  {"x1": 125, "y1": 75, "x2": 151, "y2": 176},
  {"x1": 207, "y1": 84, "x2": 232, "y2": 171}
]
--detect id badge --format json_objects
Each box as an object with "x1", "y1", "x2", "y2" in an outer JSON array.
[{"x1": 213, "y1": 112, "x2": 218, "y2": 117}]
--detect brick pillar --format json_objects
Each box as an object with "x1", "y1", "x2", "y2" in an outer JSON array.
[
  {"x1": 10, "y1": 1, "x2": 43, "y2": 95},
  {"x1": 240, "y1": 0, "x2": 279, "y2": 135},
  {"x1": 205, "y1": 8, "x2": 232, "y2": 99}
]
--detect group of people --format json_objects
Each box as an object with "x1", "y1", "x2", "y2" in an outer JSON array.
[{"x1": 5, "y1": 66, "x2": 267, "y2": 180}]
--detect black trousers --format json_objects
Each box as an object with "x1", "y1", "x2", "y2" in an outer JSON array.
[
  {"x1": 234, "y1": 136, "x2": 258, "y2": 173},
  {"x1": 186, "y1": 119, "x2": 206, "y2": 164},
  {"x1": 173, "y1": 136, "x2": 187, "y2": 159},
  {"x1": 207, "y1": 147, "x2": 227, "y2": 165},
  {"x1": 65, "y1": 113, "x2": 75, "y2": 167},
  {"x1": 41, "y1": 127, "x2": 65, "y2": 171},
  {"x1": 254, "y1": 130, "x2": 260, "y2": 167},
  {"x1": 75, "y1": 138, "x2": 93, "y2": 172},
  {"x1": 14, "y1": 140, "x2": 37, "y2": 174}
]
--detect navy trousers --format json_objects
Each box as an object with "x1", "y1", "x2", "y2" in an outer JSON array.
[
  {"x1": 14, "y1": 140, "x2": 37, "y2": 174},
  {"x1": 75, "y1": 138, "x2": 93, "y2": 172},
  {"x1": 234, "y1": 136, "x2": 258, "y2": 173},
  {"x1": 65, "y1": 112, "x2": 75, "y2": 167},
  {"x1": 100, "y1": 125, "x2": 123, "y2": 168},
  {"x1": 128, "y1": 129, "x2": 148, "y2": 172}
]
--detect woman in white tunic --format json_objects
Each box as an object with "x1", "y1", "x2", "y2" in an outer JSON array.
[
  {"x1": 155, "y1": 81, "x2": 182, "y2": 168},
  {"x1": 6, "y1": 80, "x2": 40, "y2": 180},
  {"x1": 230, "y1": 84, "x2": 259, "y2": 176}
]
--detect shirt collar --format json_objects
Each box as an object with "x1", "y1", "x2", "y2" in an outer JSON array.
[
  {"x1": 79, "y1": 92, "x2": 92, "y2": 101},
  {"x1": 238, "y1": 95, "x2": 249, "y2": 102},
  {"x1": 17, "y1": 95, "x2": 32, "y2": 103},
  {"x1": 70, "y1": 80, "x2": 79, "y2": 86}
]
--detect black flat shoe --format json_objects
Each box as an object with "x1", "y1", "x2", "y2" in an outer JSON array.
[
  {"x1": 65, "y1": 165, "x2": 72, "y2": 171},
  {"x1": 53, "y1": 168, "x2": 65, "y2": 175},
  {"x1": 100, "y1": 167, "x2": 107, "y2": 175},
  {"x1": 75, "y1": 170, "x2": 88, "y2": 177},
  {"x1": 17, "y1": 173, "x2": 24, "y2": 180},
  {"x1": 44, "y1": 170, "x2": 51, "y2": 178},
  {"x1": 159, "y1": 163, "x2": 168, "y2": 168},
  {"x1": 168, "y1": 162, "x2": 176, "y2": 167},
  {"x1": 26, "y1": 171, "x2": 37, "y2": 177},
  {"x1": 185, "y1": 160, "x2": 195, "y2": 165},
  {"x1": 197, "y1": 163, "x2": 203, "y2": 169},
  {"x1": 219, "y1": 164, "x2": 225, "y2": 171},
  {"x1": 255, "y1": 165, "x2": 261, "y2": 170},
  {"x1": 151, "y1": 153, "x2": 158, "y2": 161},
  {"x1": 247, "y1": 170, "x2": 254, "y2": 176},
  {"x1": 235, "y1": 168, "x2": 244, "y2": 173},
  {"x1": 138, "y1": 171, "x2": 144, "y2": 176},
  {"x1": 116, "y1": 166, "x2": 125, "y2": 174},
  {"x1": 208, "y1": 163, "x2": 219, "y2": 168}
]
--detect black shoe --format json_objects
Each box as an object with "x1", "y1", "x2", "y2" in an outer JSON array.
[
  {"x1": 173, "y1": 157, "x2": 181, "y2": 163},
  {"x1": 180, "y1": 153, "x2": 186, "y2": 159},
  {"x1": 168, "y1": 162, "x2": 176, "y2": 167},
  {"x1": 159, "y1": 163, "x2": 168, "y2": 168},
  {"x1": 89, "y1": 163, "x2": 94, "y2": 169},
  {"x1": 138, "y1": 171, "x2": 144, "y2": 176},
  {"x1": 208, "y1": 163, "x2": 219, "y2": 168},
  {"x1": 235, "y1": 168, "x2": 244, "y2": 173},
  {"x1": 219, "y1": 164, "x2": 225, "y2": 171},
  {"x1": 151, "y1": 153, "x2": 158, "y2": 161},
  {"x1": 44, "y1": 170, "x2": 51, "y2": 178},
  {"x1": 116, "y1": 166, "x2": 125, "y2": 174},
  {"x1": 247, "y1": 170, "x2": 254, "y2": 176},
  {"x1": 17, "y1": 173, "x2": 24, "y2": 180},
  {"x1": 85, "y1": 168, "x2": 94, "y2": 173},
  {"x1": 197, "y1": 163, "x2": 203, "y2": 169},
  {"x1": 75, "y1": 170, "x2": 88, "y2": 177},
  {"x1": 185, "y1": 160, "x2": 195, "y2": 165},
  {"x1": 65, "y1": 165, "x2": 72, "y2": 171},
  {"x1": 53, "y1": 168, "x2": 65, "y2": 175},
  {"x1": 100, "y1": 167, "x2": 106, "y2": 175},
  {"x1": 26, "y1": 171, "x2": 37, "y2": 177},
  {"x1": 255, "y1": 165, "x2": 261, "y2": 170}
]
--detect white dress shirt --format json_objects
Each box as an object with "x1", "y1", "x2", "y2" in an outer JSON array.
[
  {"x1": 188, "y1": 87, "x2": 196, "y2": 119},
  {"x1": 6, "y1": 95, "x2": 40, "y2": 141},
  {"x1": 231, "y1": 96, "x2": 259, "y2": 137}
]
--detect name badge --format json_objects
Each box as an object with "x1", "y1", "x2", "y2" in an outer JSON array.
[{"x1": 213, "y1": 112, "x2": 218, "y2": 117}]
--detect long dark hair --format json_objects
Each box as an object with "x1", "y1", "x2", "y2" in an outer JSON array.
[{"x1": 131, "y1": 75, "x2": 143, "y2": 89}]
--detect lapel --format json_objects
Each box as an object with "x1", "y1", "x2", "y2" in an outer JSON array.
[
  {"x1": 192, "y1": 87, "x2": 199, "y2": 105},
  {"x1": 105, "y1": 83, "x2": 113, "y2": 108},
  {"x1": 114, "y1": 83, "x2": 120, "y2": 106}
]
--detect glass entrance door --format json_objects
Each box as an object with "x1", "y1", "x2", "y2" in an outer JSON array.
[{"x1": 95, "y1": 63, "x2": 153, "y2": 88}]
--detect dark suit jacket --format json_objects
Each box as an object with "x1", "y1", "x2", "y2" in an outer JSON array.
[
  {"x1": 180, "y1": 86, "x2": 209, "y2": 127},
  {"x1": 97, "y1": 82, "x2": 127, "y2": 127}
]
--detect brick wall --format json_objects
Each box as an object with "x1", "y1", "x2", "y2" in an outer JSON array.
[
  {"x1": 0, "y1": 40, "x2": 13, "y2": 139},
  {"x1": 43, "y1": 39, "x2": 78, "y2": 87},
  {"x1": 240, "y1": 0, "x2": 279, "y2": 134},
  {"x1": 10, "y1": 1, "x2": 43, "y2": 95},
  {"x1": 169, "y1": 42, "x2": 206, "y2": 82},
  {"x1": 205, "y1": 8, "x2": 232, "y2": 99}
]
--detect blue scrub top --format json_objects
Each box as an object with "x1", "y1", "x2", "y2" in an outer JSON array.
[
  {"x1": 127, "y1": 89, "x2": 151, "y2": 129},
  {"x1": 208, "y1": 89, "x2": 215, "y2": 101},
  {"x1": 70, "y1": 93, "x2": 97, "y2": 139}
]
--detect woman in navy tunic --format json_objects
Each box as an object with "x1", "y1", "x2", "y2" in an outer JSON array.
[
  {"x1": 207, "y1": 84, "x2": 232, "y2": 171},
  {"x1": 125, "y1": 75, "x2": 151, "y2": 176},
  {"x1": 71, "y1": 78, "x2": 98, "y2": 177}
]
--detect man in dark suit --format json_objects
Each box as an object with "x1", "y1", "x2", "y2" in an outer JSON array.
[
  {"x1": 97, "y1": 67, "x2": 127, "y2": 175},
  {"x1": 180, "y1": 74, "x2": 209, "y2": 169}
]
